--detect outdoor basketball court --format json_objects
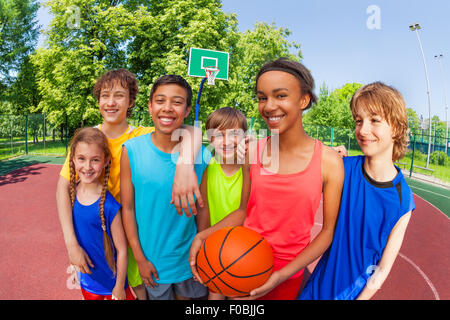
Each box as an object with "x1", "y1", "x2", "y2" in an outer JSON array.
[{"x1": 0, "y1": 158, "x2": 448, "y2": 300}]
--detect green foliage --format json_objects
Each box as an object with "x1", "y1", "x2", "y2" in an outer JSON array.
[
  {"x1": 304, "y1": 82, "x2": 362, "y2": 129},
  {"x1": 31, "y1": 0, "x2": 138, "y2": 129},
  {"x1": 430, "y1": 151, "x2": 448, "y2": 166},
  {"x1": 407, "y1": 107, "x2": 420, "y2": 134},
  {"x1": 0, "y1": 0, "x2": 40, "y2": 88}
]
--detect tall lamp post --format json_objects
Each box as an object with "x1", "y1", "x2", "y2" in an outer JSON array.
[
  {"x1": 409, "y1": 23, "x2": 432, "y2": 168},
  {"x1": 434, "y1": 54, "x2": 449, "y2": 155}
]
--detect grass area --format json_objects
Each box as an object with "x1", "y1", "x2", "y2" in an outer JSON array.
[
  {"x1": 402, "y1": 155, "x2": 450, "y2": 183},
  {"x1": 0, "y1": 140, "x2": 67, "y2": 160}
]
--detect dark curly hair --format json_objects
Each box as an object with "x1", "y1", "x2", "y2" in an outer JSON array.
[{"x1": 93, "y1": 69, "x2": 139, "y2": 117}]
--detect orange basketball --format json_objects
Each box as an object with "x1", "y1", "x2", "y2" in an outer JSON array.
[{"x1": 196, "y1": 226, "x2": 274, "y2": 297}]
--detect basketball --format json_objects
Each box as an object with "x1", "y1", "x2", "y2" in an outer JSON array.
[{"x1": 196, "y1": 226, "x2": 274, "y2": 297}]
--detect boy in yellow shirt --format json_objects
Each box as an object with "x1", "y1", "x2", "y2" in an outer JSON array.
[{"x1": 57, "y1": 69, "x2": 202, "y2": 299}]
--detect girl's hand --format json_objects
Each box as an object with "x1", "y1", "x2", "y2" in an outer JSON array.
[
  {"x1": 235, "y1": 271, "x2": 282, "y2": 300},
  {"x1": 111, "y1": 286, "x2": 126, "y2": 300},
  {"x1": 189, "y1": 234, "x2": 206, "y2": 285},
  {"x1": 137, "y1": 259, "x2": 159, "y2": 288},
  {"x1": 67, "y1": 243, "x2": 94, "y2": 274}
]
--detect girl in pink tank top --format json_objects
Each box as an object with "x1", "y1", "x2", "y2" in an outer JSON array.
[
  {"x1": 189, "y1": 58, "x2": 345, "y2": 300},
  {"x1": 244, "y1": 137, "x2": 322, "y2": 264}
]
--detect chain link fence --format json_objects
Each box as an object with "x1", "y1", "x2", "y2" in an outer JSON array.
[
  {"x1": 1, "y1": 113, "x2": 448, "y2": 183},
  {"x1": 0, "y1": 114, "x2": 69, "y2": 160}
]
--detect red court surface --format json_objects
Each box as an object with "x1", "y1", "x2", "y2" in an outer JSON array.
[{"x1": 0, "y1": 163, "x2": 449, "y2": 300}]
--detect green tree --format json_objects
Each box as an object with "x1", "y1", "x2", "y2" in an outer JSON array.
[
  {"x1": 0, "y1": 0, "x2": 40, "y2": 89},
  {"x1": 127, "y1": 0, "x2": 241, "y2": 125},
  {"x1": 31, "y1": 0, "x2": 138, "y2": 132},
  {"x1": 406, "y1": 107, "x2": 420, "y2": 134},
  {"x1": 304, "y1": 82, "x2": 362, "y2": 129}
]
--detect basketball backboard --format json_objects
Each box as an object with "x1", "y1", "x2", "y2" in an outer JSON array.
[{"x1": 188, "y1": 47, "x2": 229, "y2": 81}]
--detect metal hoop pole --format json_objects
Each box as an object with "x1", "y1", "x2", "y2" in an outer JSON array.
[{"x1": 195, "y1": 77, "x2": 207, "y2": 127}]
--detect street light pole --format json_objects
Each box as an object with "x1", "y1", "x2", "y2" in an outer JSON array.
[
  {"x1": 434, "y1": 54, "x2": 449, "y2": 155},
  {"x1": 409, "y1": 23, "x2": 432, "y2": 168}
]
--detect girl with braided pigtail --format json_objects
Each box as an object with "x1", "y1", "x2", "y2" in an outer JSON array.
[{"x1": 68, "y1": 127, "x2": 134, "y2": 300}]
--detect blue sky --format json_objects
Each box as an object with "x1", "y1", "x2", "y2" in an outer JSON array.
[{"x1": 37, "y1": 0, "x2": 450, "y2": 122}]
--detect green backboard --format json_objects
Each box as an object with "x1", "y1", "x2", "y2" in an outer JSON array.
[{"x1": 188, "y1": 48, "x2": 229, "y2": 80}]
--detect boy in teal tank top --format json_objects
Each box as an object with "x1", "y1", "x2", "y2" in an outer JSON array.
[
  {"x1": 199, "y1": 107, "x2": 248, "y2": 299},
  {"x1": 121, "y1": 75, "x2": 210, "y2": 300}
]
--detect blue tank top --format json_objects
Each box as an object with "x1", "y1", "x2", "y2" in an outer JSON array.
[
  {"x1": 299, "y1": 155, "x2": 415, "y2": 300},
  {"x1": 123, "y1": 132, "x2": 211, "y2": 283},
  {"x1": 73, "y1": 191, "x2": 124, "y2": 295}
]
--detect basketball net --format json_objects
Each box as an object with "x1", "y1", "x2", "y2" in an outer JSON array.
[{"x1": 204, "y1": 66, "x2": 220, "y2": 85}]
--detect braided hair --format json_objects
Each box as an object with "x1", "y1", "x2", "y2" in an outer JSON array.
[{"x1": 68, "y1": 127, "x2": 116, "y2": 275}]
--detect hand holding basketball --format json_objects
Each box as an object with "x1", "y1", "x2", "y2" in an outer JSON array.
[
  {"x1": 236, "y1": 270, "x2": 283, "y2": 300},
  {"x1": 195, "y1": 226, "x2": 274, "y2": 298},
  {"x1": 190, "y1": 233, "x2": 207, "y2": 284}
]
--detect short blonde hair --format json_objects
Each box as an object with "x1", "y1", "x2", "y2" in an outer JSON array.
[{"x1": 350, "y1": 82, "x2": 409, "y2": 161}]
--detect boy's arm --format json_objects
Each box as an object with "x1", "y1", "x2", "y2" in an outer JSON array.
[
  {"x1": 172, "y1": 125, "x2": 203, "y2": 217},
  {"x1": 56, "y1": 156, "x2": 94, "y2": 274},
  {"x1": 110, "y1": 210, "x2": 128, "y2": 300},
  {"x1": 246, "y1": 146, "x2": 344, "y2": 299},
  {"x1": 120, "y1": 146, "x2": 159, "y2": 287},
  {"x1": 195, "y1": 168, "x2": 210, "y2": 233},
  {"x1": 357, "y1": 211, "x2": 412, "y2": 300}
]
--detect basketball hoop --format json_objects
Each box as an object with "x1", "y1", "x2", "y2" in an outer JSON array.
[{"x1": 204, "y1": 66, "x2": 220, "y2": 85}]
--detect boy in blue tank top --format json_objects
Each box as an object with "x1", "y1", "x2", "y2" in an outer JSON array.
[
  {"x1": 300, "y1": 82, "x2": 415, "y2": 300},
  {"x1": 120, "y1": 75, "x2": 210, "y2": 300}
]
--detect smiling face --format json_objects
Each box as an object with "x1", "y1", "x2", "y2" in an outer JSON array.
[
  {"x1": 148, "y1": 83, "x2": 191, "y2": 135},
  {"x1": 73, "y1": 141, "x2": 107, "y2": 185},
  {"x1": 98, "y1": 81, "x2": 132, "y2": 126},
  {"x1": 354, "y1": 106, "x2": 394, "y2": 160},
  {"x1": 210, "y1": 126, "x2": 245, "y2": 163},
  {"x1": 256, "y1": 71, "x2": 310, "y2": 135}
]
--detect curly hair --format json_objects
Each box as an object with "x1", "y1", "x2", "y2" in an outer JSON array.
[{"x1": 93, "y1": 68, "x2": 139, "y2": 117}]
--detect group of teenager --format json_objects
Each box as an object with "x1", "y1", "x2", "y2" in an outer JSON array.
[{"x1": 56, "y1": 57, "x2": 415, "y2": 300}]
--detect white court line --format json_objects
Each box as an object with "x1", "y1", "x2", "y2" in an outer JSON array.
[
  {"x1": 413, "y1": 193, "x2": 450, "y2": 220},
  {"x1": 398, "y1": 252, "x2": 440, "y2": 300},
  {"x1": 410, "y1": 185, "x2": 450, "y2": 200}
]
